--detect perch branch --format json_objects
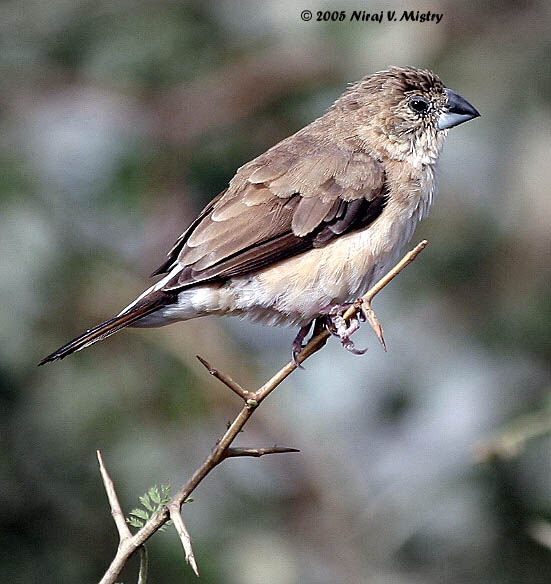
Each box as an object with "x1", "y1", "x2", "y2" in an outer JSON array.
[{"x1": 97, "y1": 240, "x2": 429, "y2": 584}]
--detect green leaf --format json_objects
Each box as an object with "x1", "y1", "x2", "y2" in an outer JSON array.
[
  {"x1": 130, "y1": 508, "x2": 150, "y2": 521},
  {"x1": 139, "y1": 494, "x2": 154, "y2": 512},
  {"x1": 161, "y1": 484, "x2": 171, "y2": 502},
  {"x1": 126, "y1": 483, "x2": 174, "y2": 533},
  {"x1": 149, "y1": 486, "x2": 161, "y2": 504}
]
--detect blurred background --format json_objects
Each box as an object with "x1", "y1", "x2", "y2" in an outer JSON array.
[{"x1": 2, "y1": 0, "x2": 551, "y2": 582}]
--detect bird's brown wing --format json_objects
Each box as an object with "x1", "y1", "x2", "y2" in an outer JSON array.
[
  {"x1": 155, "y1": 138, "x2": 387, "y2": 291},
  {"x1": 150, "y1": 189, "x2": 226, "y2": 276}
]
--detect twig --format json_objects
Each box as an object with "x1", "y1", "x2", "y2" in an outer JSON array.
[
  {"x1": 168, "y1": 503, "x2": 199, "y2": 576},
  {"x1": 355, "y1": 240, "x2": 427, "y2": 350},
  {"x1": 475, "y1": 409, "x2": 551, "y2": 462},
  {"x1": 224, "y1": 446, "x2": 300, "y2": 458},
  {"x1": 196, "y1": 355, "x2": 250, "y2": 400},
  {"x1": 96, "y1": 240, "x2": 429, "y2": 583},
  {"x1": 97, "y1": 451, "x2": 132, "y2": 541},
  {"x1": 137, "y1": 546, "x2": 148, "y2": 584},
  {"x1": 363, "y1": 240, "x2": 428, "y2": 302}
]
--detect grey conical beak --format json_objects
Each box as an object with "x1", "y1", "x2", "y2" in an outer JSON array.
[{"x1": 437, "y1": 89, "x2": 480, "y2": 130}]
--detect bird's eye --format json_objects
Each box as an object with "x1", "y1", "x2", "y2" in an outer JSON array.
[{"x1": 409, "y1": 96, "x2": 430, "y2": 114}]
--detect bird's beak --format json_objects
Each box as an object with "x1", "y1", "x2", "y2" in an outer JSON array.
[{"x1": 437, "y1": 89, "x2": 480, "y2": 130}]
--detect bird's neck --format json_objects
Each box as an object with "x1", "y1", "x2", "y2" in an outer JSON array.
[{"x1": 323, "y1": 109, "x2": 447, "y2": 168}]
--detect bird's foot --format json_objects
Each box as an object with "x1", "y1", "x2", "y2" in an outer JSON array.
[
  {"x1": 323, "y1": 304, "x2": 367, "y2": 355},
  {"x1": 292, "y1": 322, "x2": 314, "y2": 367}
]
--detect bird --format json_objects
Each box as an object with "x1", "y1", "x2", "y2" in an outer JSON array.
[{"x1": 39, "y1": 66, "x2": 479, "y2": 366}]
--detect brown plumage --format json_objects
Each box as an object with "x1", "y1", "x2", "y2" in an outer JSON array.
[
  {"x1": 40, "y1": 66, "x2": 479, "y2": 364},
  {"x1": 160, "y1": 146, "x2": 387, "y2": 288}
]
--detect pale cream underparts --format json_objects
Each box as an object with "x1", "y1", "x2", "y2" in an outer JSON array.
[{"x1": 131, "y1": 157, "x2": 439, "y2": 329}]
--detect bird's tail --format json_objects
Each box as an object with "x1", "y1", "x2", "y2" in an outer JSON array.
[{"x1": 38, "y1": 293, "x2": 170, "y2": 365}]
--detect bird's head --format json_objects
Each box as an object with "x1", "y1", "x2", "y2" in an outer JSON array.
[{"x1": 335, "y1": 66, "x2": 480, "y2": 166}]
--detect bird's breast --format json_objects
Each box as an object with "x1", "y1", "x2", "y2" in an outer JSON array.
[{"x1": 219, "y1": 167, "x2": 434, "y2": 325}]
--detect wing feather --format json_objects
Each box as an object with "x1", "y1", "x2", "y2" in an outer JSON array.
[
  {"x1": 292, "y1": 196, "x2": 335, "y2": 236},
  {"x1": 155, "y1": 135, "x2": 387, "y2": 290}
]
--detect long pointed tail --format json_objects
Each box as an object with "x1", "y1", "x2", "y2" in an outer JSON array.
[{"x1": 39, "y1": 294, "x2": 169, "y2": 365}]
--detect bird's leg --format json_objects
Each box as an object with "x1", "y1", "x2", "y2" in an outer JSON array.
[
  {"x1": 292, "y1": 321, "x2": 314, "y2": 367},
  {"x1": 323, "y1": 304, "x2": 367, "y2": 355}
]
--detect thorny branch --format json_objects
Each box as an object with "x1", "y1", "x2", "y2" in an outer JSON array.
[{"x1": 97, "y1": 240, "x2": 429, "y2": 584}]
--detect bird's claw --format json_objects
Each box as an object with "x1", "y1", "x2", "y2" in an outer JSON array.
[
  {"x1": 291, "y1": 322, "x2": 313, "y2": 368},
  {"x1": 341, "y1": 337, "x2": 367, "y2": 355},
  {"x1": 324, "y1": 305, "x2": 367, "y2": 355}
]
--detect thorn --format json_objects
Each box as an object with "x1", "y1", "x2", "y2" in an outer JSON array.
[
  {"x1": 225, "y1": 446, "x2": 300, "y2": 458},
  {"x1": 361, "y1": 301, "x2": 387, "y2": 351},
  {"x1": 196, "y1": 354, "x2": 214, "y2": 374},
  {"x1": 169, "y1": 504, "x2": 199, "y2": 577},
  {"x1": 196, "y1": 355, "x2": 249, "y2": 400}
]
